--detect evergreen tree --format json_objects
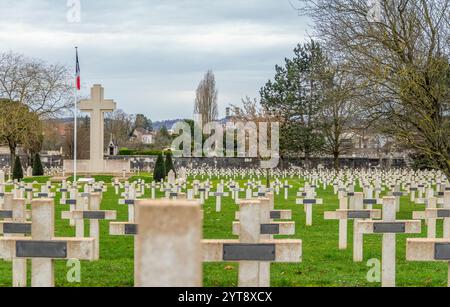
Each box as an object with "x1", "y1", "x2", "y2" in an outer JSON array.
[
  {"x1": 153, "y1": 153, "x2": 166, "y2": 182},
  {"x1": 32, "y1": 153, "x2": 44, "y2": 176},
  {"x1": 13, "y1": 156, "x2": 23, "y2": 181},
  {"x1": 260, "y1": 40, "x2": 327, "y2": 166},
  {"x1": 164, "y1": 151, "x2": 176, "y2": 176}
]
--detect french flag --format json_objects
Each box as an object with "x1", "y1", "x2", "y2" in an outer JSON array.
[{"x1": 75, "y1": 47, "x2": 81, "y2": 90}]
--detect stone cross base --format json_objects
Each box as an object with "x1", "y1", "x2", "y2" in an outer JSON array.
[{"x1": 63, "y1": 159, "x2": 130, "y2": 174}]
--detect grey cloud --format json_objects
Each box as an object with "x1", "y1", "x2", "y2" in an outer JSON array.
[{"x1": 0, "y1": 0, "x2": 309, "y2": 120}]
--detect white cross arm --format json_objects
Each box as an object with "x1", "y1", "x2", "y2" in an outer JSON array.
[
  {"x1": 0, "y1": 210, "x2": 31, "y2": 220},
  {"x1": 412, "y1": 211, "x2": 426, "y2": 219},
  {"x1": 209, "y1": 192, "x2": 229, "y2": 197},
  {"x1": 356, "y1": 220, "x2": 421, "y2": 234},
  {"x1": 202, "y1": 239, "x2": 302, "y2": 263},
  {"x1": 119, "y1": 199, "x2": 135, "y2": 205},
  {"x1": 296, "y1": 199, "x2": 323, "y2": 205},
  {"x1": 61, "y1": 210, "x2": 117, "y2": 220},
  {"x1": 324, "y1": 209, "x2": 381, "y2": 220},
  {"x1": 78, "y1": 99, "x2": 116, "y2": 112},
  {"x1": 407, "y1": 238, "x2": 450, "y2": 261},
  {"x1": 60, "y1": 199, "x2": 77, "y2": 205},
  {"x1": 232, "y1": 222, "x2": 296, "y2": 236},
  {"x1": 33, "y1": 192, "x2": 55, "y2": 198},
  {"x1": 235, "y1": 210, "x2": 292, "y2": 220},
  {"x1": 0, "y1": 237, "x2": 95, "y2": 260},
  {"x1": 413, "y1": 209, "x2": 450, "y2": 219},
  {"x1": 109, "y1": 222, "x2": 137, "y2": 236}
]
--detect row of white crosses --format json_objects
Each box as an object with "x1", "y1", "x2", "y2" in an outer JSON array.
[
  {"x1": 0, "y1": 178, "x2": 117, "y2": 286},
  {"x1": 0, "y1": 198, "x2": 95, "y2": 287},
  {"x1": 110, "y1": 189, "x2": 298, "y2": 286},
  {"x1": 0, "y1": 193, "x2": 32, "y2": 287},
  {"x1": 61, "y1": 190, "x2": 116, "y2": 260},
  {"x1": 356, "y1": 197, "x2": 421, "y2": 287},
  {"x1": 407, "y1": 191, "x2": 450, "y2": 287},
  {"x1": 413, "y1": 190, "x2": 450, "y2": 238},
  {"x1": 325, "y1": 184, "x2": 450, "y2": 287},
  {"x1": 64, "y1": 180, "x2": 112, "y2": 257},
  {"x1": 134, "y1": 198, "x2": 302, "y2": 287},
  {"x1": 325, "y1": 192, "x2": 382, "y2": 252},
  {"x1": 110, "y1": 185, "x2": 140, "y2": 281}
]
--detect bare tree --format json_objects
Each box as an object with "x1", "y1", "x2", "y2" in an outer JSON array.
[
  {"x1": 194, "y1": 70, "x2": 219, "y2": 123},
  {"x1": 0, "y1": 52, "x2": 73, "y2": 118},
  {"x1": 64, "y1": 116, "x2": 90, "y2": 160},
  {"x1": 104, "y1": 109, "x2": 135, "y2": 148},
  {"x1": 302, "y1": 0, "x2": 450, "y2": 176},
  {"x1": 41, "y1": 119, "x2": 65, "y2": 151},
  {"x1": 320, "y1": 64, "x2": 361, "y2": 169},
  {"x1": 230, "y1": 96, "x2": 272, "y2": 122}
]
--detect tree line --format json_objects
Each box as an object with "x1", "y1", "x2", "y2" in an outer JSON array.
[{"x1": 232, "y1": 0, "x2": 450, "y2": 176}]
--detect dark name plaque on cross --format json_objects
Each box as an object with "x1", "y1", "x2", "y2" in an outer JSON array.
[
  {"x1": 260, "y1": 224, "x2": 280, "y2": 235},
  {"x1": 348, "y1": 211, "x2": 371, "y2": 219},
  {"x1": 16, "y1": 241, "x2": 67, "y2": 258},
  {"x1": 83, "y1": 211, "x2": 106, "y2": 219},
  {"x1": 223, "y1": 244, "x2": 276, "y2": 261},
  {"x1": 373, "y1": 222, "x2": 406, "y2": 233}
]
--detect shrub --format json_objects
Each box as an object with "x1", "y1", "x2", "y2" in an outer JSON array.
[
  {"x1": 119, "y1": 148, "x2": 163, "y2": 156},
  {"x1": 165, "y1": 151, "x2": 176, "y2": 176},
  {"x1": 118, "y1": 148, "x2": 135, "y2": 155},
  {"x1": 153, "y1": 153, "x2": 166, "y2": 182},
  {"x1": 32, "y1": 153, "x2": 44, "y2": 176},
  {"x1": 13, "y1": 156, "x2": 24, "y2": 181}
]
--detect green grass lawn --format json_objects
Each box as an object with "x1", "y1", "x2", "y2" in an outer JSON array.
[{"x1": 0, "y1": 175, "x2": 448, "y2": 287}]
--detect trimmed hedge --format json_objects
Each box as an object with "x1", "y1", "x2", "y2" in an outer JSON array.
[
  {"x1": 13, "y1": 156, "x2": 23, "y2": 181},
  {"x1": 32, "y1": 153, "x2": 44, "y2": 176},
  {"x1": 153, "y1": 154, "x2": 166, "y2": 182},
  {"x1": 165, "y1": 151, "x2": 176, "y2": 176},
  {"x1": 118, "y1": 148, "x2": 163, "y2": 156}
]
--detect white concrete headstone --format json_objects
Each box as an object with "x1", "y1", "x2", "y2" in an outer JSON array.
[
  {"x1": 178, "y1": 167, "x2": 187, "y2": 181},
  {"x1": 168, "y1": 170, "x2": 176, "y2": 185}
]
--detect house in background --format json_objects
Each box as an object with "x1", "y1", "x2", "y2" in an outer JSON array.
[
  {"x1": 130, "y1": 128, "x2": 155, "y2": 145},
  {"x1": 106, "y1": 134, "x2": 119, "y2": 156}
]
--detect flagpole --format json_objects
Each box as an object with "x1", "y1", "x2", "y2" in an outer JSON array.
[{"x1": 74, "y1": 47, "x2": 78, "y2": 184}]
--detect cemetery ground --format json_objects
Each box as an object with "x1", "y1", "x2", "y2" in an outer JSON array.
[{"x1": 0, "y1": 175, "x2": 447, "y2": 287}]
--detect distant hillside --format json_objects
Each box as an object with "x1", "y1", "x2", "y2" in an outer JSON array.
[
  {"x1": 152, "y1": 117, "x2": 229, "y2": 131},
  {"x1": 48, "y1": 117, "x2": 230, "y2": 131},
  {"x1": 152, "y1": 119, "x2": 185, "y2": 131}
]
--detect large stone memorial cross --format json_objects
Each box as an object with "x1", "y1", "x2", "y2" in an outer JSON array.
[{"x1": 78, "y1": 85, "x2": 116, "y2": 172}]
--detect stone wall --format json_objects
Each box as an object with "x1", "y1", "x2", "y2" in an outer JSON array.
[
  {"x1": 0, "y1": 154, "x2": 63, "y2": 169},
  {"x1": 0, "y1": 154, "x2": 407, "y2": 171}
]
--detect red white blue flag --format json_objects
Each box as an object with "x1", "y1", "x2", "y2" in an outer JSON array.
[{"x1": 75, "y1": 48, "x2": 81, "y2": 90}]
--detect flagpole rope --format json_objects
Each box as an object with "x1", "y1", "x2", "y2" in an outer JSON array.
[{"x1": 74, "y1": 46, "x2": 78, "y2": 183}]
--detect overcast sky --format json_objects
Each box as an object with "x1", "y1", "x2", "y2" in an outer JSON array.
[{"x1": 0, "y1": 0, "x2": 310, "y2": 121}]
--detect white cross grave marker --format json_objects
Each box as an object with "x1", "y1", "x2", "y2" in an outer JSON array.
[
  {"x1": 356, "y1": 197, "x2": 421, "y2": 287},
  {"x1": 0, "y1": 199, "x2": 95, "y2": 287}
]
